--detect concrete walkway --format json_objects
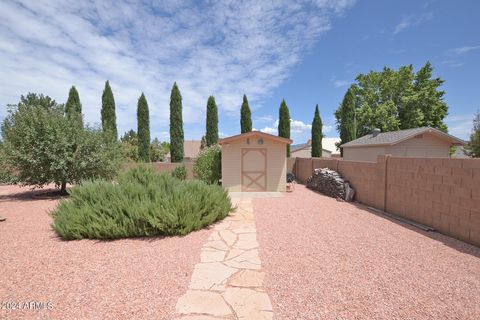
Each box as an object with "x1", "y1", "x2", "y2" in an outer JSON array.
[{"x1": 175, "y1": 197, "x2": 273, "y2": 320}]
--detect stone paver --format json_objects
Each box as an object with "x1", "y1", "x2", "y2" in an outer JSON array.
[{"x1": 175, "y1": 198, "x2": 273, "y2": 319}]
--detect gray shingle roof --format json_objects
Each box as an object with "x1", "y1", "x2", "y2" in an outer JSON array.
[{"x1": 341, "y1": 127, "x2": 465, "y2": 147}]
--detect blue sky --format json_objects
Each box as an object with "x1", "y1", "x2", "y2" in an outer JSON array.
[{"x1": 0, "y1": 0, "x2": 478, "y2": 144}]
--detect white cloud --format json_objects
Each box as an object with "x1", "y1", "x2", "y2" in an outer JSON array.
[
  {"x1": 0, "y1": 0, "x2": 356, "y2": 140},
  {"x1": 332, "y1": 79, "x2": 349, "y2": 87},
  {"x1": 447, "y1": 45, "x2": 480, "y2": 55},
  {"x1": 290, "y1": 119, "x2": 312, "y2": 133},
  {"x1": 393, "y1": 12, "x2": 433, "y2": 34},
  {"x1": 259, "y1": 126, "x2": 277, "y2": 135},
  {"x1": 445, "y1": 113, "x2": 476, "y2": 140}
]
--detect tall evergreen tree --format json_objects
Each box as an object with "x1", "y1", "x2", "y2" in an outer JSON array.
[
  {"x1": 205, "y1": 96, "x2": 218, "y2": 146},
  {"x1": 169, "y1": 82, "x2": 184, "y2": 162},
  {"x1": 240, "y1": 94, "x2": 252, "y2": 133},
  {"x1": 65, "y1": 86, "x2": 82, "y2": 125},
  {"x1": 335, "y1": 86, "x2": 357, "y2": 156},
  {"x1": 137, "y1": 93, "x2": 150, "y2": 162},
  {"x1": 101, "y1": 81, "x2": 117, "y2": 140},
  {"x1": 278, "y1": 99, "x2": 291, "y2": 157},
  {"x1": 311, "y1": 104, "x2": 323, "y2": 157}
]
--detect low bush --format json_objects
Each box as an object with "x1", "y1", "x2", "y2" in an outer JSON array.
[
  {"x1": 171, "y1": 165, "x2": 187, "y2": 180},
  {"x1": 51, "y1": 166, "x2": 233, "y2": 240},
  {"x1": 193, "y1": 144, "x2": 221, "y2": 184}
]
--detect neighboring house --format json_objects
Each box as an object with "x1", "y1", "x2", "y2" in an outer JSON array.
[
  {"x1": 165, "y1": 140, "x2": 202, "y2": 162},
  {"x1": 290, "y1": 137, "x2": 341, "y2": 158},
  {"x1": 341, "y1": 127, "x2": 466, "y2": 162}
]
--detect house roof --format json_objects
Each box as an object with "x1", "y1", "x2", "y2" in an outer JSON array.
[
  {"x1": 291, "y1": 137, "x2": 341, "y2": 154},
  {"x1": 218, "y1": 131, "x2": 292, "y2": 145},
  {"x1": 341, "y1": 127, "x2": 466, "y2": 148}
]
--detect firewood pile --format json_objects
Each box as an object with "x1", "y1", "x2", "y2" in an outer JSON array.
[{"x1": 306, "y1": 168, "x2": 355, "y2": 201}]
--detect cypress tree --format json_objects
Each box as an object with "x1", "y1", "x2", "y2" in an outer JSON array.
[
  {"x1": 65, "y1": 86, "x2": 82, "y2": 125},
  {"x1": 240, "y1": 94, "x2": 252, "y2": 133},
  {"x1": 334, "y1": 86, "x2": 357, "y2": 156},
  {"x1": 205, "y1": 96, "x2": 218, "y2": 146},
  {"x1": 311, "y1": 104, "x2": 323, "y2": 157},
  {"x1": 101, "y1": 80, "x2": 118, "y2": 140},
  {"x1": 278, "y1": 99, "x2": 291, "y2": 157},
  {"x1": 137, "y1": 93, "x2": 150, "y2": 162},
  {"x1": 169, "y1": 82, "x2": 184, "y2": 162}
]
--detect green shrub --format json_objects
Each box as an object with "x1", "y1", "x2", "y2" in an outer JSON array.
[
  {"x1": 193, "y1": 144, "x2": 221, "y2": 184},
  {"x1": 171, "y1": 165, "x2": 187, "y2": 180},
  {"x1": 51, "y1": 166, "x2": 233, "y2": 240}
]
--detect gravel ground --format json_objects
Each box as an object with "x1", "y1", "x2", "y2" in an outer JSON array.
[
  {"x1": 254, "y1": 185, "x2": 480, "y2": 320},
  {"x1": 0, "y1": 185, "x2": 210, "y2": 320}
]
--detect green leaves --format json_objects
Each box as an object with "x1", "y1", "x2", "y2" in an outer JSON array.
[
  {"x1": 101, "y1": 80, "x2": 118, "y2": 141},
  {"x1": 311, "y1": 104, "x2": 323, "y2": 157},
  {"x1": 240, "y1": 94, "x2": 252, "y2": 133},
  {"x1": 137, "y1": 93, "x2": 150, "y2": 162},
  {"x1": 193, "y1": 144, "x2": 221, "y2": 184},
  {"x1": 335, "y1": 61, "x2": 449, "y2": 146},
  {"x1": 51, "y1": 166, "x2": 234, "y2": 240},
  {"x1": 278, "y1": 99, "x2": 291, "y2": 157},
  {"x1": 65, "y1": 86, "x2": 83, "y2": 126},
  {"x1": 464, "y1": 110, "x2": 480, "y2": 158},
  {"x1": 205, "y1": 96, "x2": 219, "y2": 147},
  {"x1": 169, "y1": 82, "x2": 184, "y2": 162}
]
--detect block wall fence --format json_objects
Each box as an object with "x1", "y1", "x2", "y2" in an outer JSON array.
[
  {"x1": 289, "y1": 156, "x2": 480, "y2": 247},
  {"x1": 123, "y1": 161, "x2": 195, "y2": 179}
]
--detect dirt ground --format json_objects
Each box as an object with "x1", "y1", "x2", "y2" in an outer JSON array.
[
  {"x1": 0, "y1": 185, "x2": 210, "y2": 320},
  {"x1": 254, "y1": 185, "x2": 480, "y2": 320}
]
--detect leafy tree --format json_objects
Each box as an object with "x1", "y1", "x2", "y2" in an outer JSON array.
[
  {"x1": 311, "y1": 104, "x2": 323, "y2": 157},
  {"x1": 278, "y1": 99, "x2": 291, "y2": 157},
  {"x1": 200, "y1": 135, "x2": 207, "y2": 150},
  {"x1": 121, "y1": 129, "x2": 137, "y2": 144},
  {"x1": 240, "y1": 94, "x2": 252, "y2": 133},
  {"x1": 1, "y1": 94, "x2": 123, "y2": 193},
  {"x1": 465, "y1": 110, "x2": 480, "y2": 158},
  {"x1": 101, "y1": 80, "x2": 118, "y2": 140},
  {"x1": 170, "y1": 82, "x2": 184, "y2": 162},
  {"x1": 150, "y1": 137, "x2": 165, "y2": 162},
  {"x1": 137, "y1": 93, "x2": 150, "y2": 162},
  {"x1": 194, "y1": 144, "x2": 221, "y2": 184},
  {"x1": 205, "y1": 96, "x2": 219, "y2": 146},
  {"x1": 335, "y1": 62, "x2": 449, "y2": 143},
  {"x1": 65, "y1": 86, "x2": 83, "y2": 125}
]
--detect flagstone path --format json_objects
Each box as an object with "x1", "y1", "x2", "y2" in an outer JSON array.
[{"x1": 175, "y1": 198, "x2": 273, "y2": 320}]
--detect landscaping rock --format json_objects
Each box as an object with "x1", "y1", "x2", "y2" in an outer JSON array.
[{"x1": 306, "y1": 168, "x2": 355, "y2": 201}]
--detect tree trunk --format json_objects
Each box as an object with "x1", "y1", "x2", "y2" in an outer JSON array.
[{"x1": 60, "y1": 182, "x2": 67, "y2": 195}]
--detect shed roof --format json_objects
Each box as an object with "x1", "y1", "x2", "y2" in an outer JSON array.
[
  {"x1": 341, "y1": 127, "x2": 466, "y2": 148},
  {"x1": 218, "y1": 131, "x2": 292, "y2": 145}
]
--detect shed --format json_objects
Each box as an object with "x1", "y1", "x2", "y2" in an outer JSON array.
[
  {"x1": 218, "y1": 131, "x2": 292, "y2": 192},
  {"x1": 341, "y1": 127, "x2": 466, "y2": 162}
]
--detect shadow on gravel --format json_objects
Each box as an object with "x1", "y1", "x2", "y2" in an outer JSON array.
[
  {"x1": 0, "y1": 188, "x2": 67, "y2": 203},
  {"x1": 349, "y1": 201, "x2": 480, "y2": 259}
]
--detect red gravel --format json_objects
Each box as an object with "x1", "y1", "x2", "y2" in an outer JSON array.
[
  {"x1": 254, "y1": 185, "x2": 480, "y2": 320},
  {"x1": 0, "y1": 185, "x2": 209, "y2": 320}
]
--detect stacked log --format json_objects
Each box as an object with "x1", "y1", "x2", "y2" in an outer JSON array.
[{"x1": 306, "y1": 168, "x2": 354, "y2": 201}]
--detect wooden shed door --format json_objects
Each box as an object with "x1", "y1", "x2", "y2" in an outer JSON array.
[{"x1": 241, "y1": 148, "x2": 267, "y2": 192}]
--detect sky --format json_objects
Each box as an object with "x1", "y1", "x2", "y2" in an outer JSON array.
[{"x1": 0, "y1": 0, "x2": 479, "y2": 144}]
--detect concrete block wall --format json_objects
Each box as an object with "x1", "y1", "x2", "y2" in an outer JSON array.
[
  {"x1": 123, "y1": 161, "x2": 195, "y2": 179},
  {"x1": 291, "y1": 156, "x2": 480, "y2": 247}
]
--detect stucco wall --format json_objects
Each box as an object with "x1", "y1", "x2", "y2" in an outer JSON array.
[
  {"x1": 291, "y1": 147, "x2": 332, "y2": 158},
  {"x1": 386, "y1": 133, "x2": 450, "y2": 157},
  {"x1": 221, "y1": 139, "x2": 287, "y2": 192},
  {"x1": 123, "y1": 161, "x2": 194, "y2": 178},
  {"x1": 342, "y1": 146, "x2": 387, "y2": 162}
]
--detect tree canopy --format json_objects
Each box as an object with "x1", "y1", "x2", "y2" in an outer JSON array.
[
  {"x1": 1, "y1": 93, "x2": 123, "y2": 193},
  {"x1": 278, "y1": 99, "x2": 291, "y2": 157},
  {"x1": 205, "y1": 96, "x2": 219, "y2": 147},
  {"x1": 311, "y1": 104, "x2": 323, "y2": 157},
  {"x1": 335, "y1": 62, "x2": 448, "y2": 145},
  {"x1": 65, "y1": 86, "x2": 83, "y2": 125},
  {"x1": 240, "y1": 94, "x2": 252, "y2": 133},
  {"x1": 170, "y1": 82, "x2": 184, "y2": 162}
]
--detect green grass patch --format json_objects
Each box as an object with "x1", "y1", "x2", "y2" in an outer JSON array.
[{"x1": 51, "y1": 166, "x2": 234, "y2": 240}]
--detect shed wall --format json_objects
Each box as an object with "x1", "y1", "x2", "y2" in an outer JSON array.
[
  {"x1": 343, "y1": 146, "x2": 386, "y2": 162},
  {"x1": 222, "y1": 140, "x2": 287, "y2": 192},
  {"x1": 386, "y1": 133, "x2": 450, "y2": 157}
]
